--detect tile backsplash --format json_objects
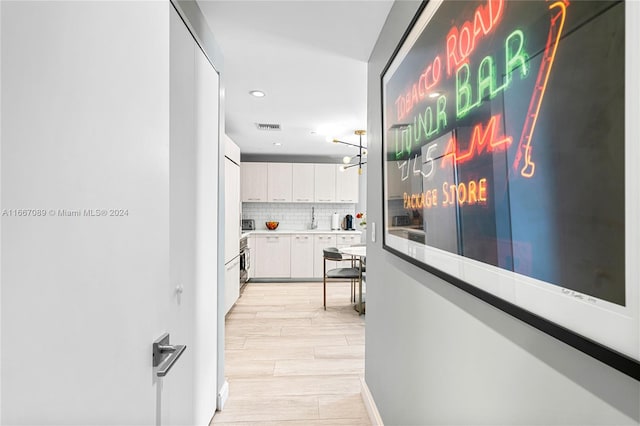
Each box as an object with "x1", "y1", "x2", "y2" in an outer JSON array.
[{"x1": 243, "y1": 203, "x2": 358, "y2": 230}]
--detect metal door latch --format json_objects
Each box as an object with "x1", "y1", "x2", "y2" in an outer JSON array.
[{"x1": 153, "y1": 333, "x2": 186, "y2": 377}]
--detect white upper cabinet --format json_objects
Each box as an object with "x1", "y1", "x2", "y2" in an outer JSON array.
[
  {"x1": 241, "y1": 162, "x2": 268, "y2": 202},
  {"x1": 335, "y1": 164, "x2": 359, "y2": 203},
  {"x1": 242, "y1": 162, "x2": 359, "y2": 204},
  {"x1": 292, "y1": 164, "x2": 314, "y2": 202},
  {"x1": 267, "y1": 163, "x2": 293, "y2": 202},
  {"x1": 314, "y1": 164, "x2": 336, "y2": 202}
]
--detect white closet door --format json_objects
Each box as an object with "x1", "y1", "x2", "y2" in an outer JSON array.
[
  {"x1": 168, "y1": 6, "x2": 197, "y2": 424},
  {"x1": 193, "y1": 42, "x2": 219, "y2": 426}
]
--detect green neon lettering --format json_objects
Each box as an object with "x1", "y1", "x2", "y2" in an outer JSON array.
[
  {"x1": 418, "y1": 107, "x2": 429, "y2": 143},
  {"x1": 394, "y1": 128, "x2": 403, "y2": 160},
  {"x1": 505, "y1": 30, "x2": 528, "y2": 84},
  {"x1": 425, "y1": 106, "x2": 437, "y2": 137},
  {"x1": 414, "y1": 115, "x2": 422, "y2": 144},
  {"x1": 437, "y1": 95, "x2": 447, "y2": 131},
  {"x1": 456, "y1": 63, "x2": 474, "y2": 119},
  {"x1": 477, "y1": 56, "x2": 498, "y2": 101},
  {"x1": 402, "y1": 128, "x2": 411, "y2": 156}
]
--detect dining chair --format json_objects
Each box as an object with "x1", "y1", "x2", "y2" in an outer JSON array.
[{"x1": 322, "y1": 247, "x2": 362, "y2": 310}]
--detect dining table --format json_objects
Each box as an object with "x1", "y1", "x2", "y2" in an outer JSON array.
[{"x1": 339, "y1": 245, "x2": 366, "y2": 314}]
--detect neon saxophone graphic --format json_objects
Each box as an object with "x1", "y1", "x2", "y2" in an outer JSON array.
[{"x1": 512, "y1": 0, "x2": 569, "y2": 178}]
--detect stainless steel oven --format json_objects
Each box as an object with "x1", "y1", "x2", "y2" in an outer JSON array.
[{"x1": 239, "y1": 236, "x2": 249, "y2": 290}]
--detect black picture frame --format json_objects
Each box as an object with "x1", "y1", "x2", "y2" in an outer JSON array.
[{"x1": 380, "y1": 0, "x2": 639, "y2": 380}]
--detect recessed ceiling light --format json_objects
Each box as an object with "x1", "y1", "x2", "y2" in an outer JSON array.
[
  {"x1": 273, "y1": 142, "x2": 282, "y2": 146},
  {"x1": 428, "y1": 92, "x2": 441, "y2": 98},
  {"x1": 249, "y1": 90, "x2": 266, "y2": 97}
]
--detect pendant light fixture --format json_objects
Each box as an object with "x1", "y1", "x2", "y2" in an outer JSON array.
[{"x1": 332, "y1": 130, "x2": 367, "y2": 175}]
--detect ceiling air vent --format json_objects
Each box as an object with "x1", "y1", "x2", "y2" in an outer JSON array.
[{"x1": 255, "y1": 123, "x2": 281, "y2": 131}]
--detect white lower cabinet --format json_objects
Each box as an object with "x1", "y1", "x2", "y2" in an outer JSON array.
[
  {"x1": 291, "y1": 234, "x2": 314, "y2": 278},
  {"x1": 250, "y1": 232, "x2": 361, "y2": 279},
  {"x1": 224, "y1": 257, "x2": 240, "y2": 314},
  {"x1": 313, "y1": 234, "x2": 338, "y2": 278},
  {"x1": 337, "y1": 233, "x2": 360, "y2": 248},
  {"x1": 254, "y1": 234, "x2": 291, "y2": 278}
]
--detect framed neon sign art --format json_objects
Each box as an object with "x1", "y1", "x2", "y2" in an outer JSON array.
[{"x1": 381, "y1": 0, "x2": 639, "y2": 379}]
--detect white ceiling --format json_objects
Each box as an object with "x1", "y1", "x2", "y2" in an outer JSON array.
[{"x1": 197, "y1": 0, "x2": 393, "y2": 157}]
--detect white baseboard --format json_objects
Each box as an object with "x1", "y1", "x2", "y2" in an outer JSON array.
[
  {"x1": 360, "y1": 378, "x2": 384, "y2": 426},
  {"x1": 217, "y1": 380, "x2": 229, "y2": 411}
]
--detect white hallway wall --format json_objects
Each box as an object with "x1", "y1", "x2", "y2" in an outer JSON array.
[
  {"x1": 1, "y1": 2, "x2": 171, "y2": 422},
  {"x1": 1, "y1": 2, "x2": 220, "y2": 424},
  {"x1": 0, "y1": 0, "x2": 3, "y2": 419},
  {"x1": 364, "y1": 1, "x2": 640, "y2": 425}
]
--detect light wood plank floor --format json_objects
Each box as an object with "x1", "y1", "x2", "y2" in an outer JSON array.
[{"x1": 211, "y1": 281, "x2": 369, "y2": 426}]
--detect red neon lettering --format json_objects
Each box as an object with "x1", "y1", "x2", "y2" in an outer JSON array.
[
  {"x1": 418, "y1": 73, "x2": 426, "y2": 98},
  {"x1": 468, "y1": 180, "x2": 478, "y2": 204},
  {"x1": 441, "y1": 114, "x2": 512, "y2": 168},
  {"x1": 448, "y1": 183, "x2": 457, "y2": 205},
  {"x1": 441, "y1": 179, "x2": 488, "y2": 206},
  {"x1": 446, "y1": 30, "x2": 460, "y2": 77},
  {"x1": 458, "y1": 183, "x2": 467, "y2": 205},
  {"x1": 427, "y1": 189, "x2": 437, "y2": 208},
  {"x1": 445, "y1": 0, "x2": 505, "y2": 76},
  {"x1": 512, "y1": 0, "x2": 568, "y2": 178},
  {"x1": 422, "y1": 56, "x2": 442, "y2": 92},
  {"x1": 479, "y1": 178, "x2": 488, "y2": 201},
  {"x1": 441, "y1": 135, "x2": 456, "y2": 169},
  {"x1": 474, "y1": 2, "x2": 492, "y2": 35},
  {"x1": 396, "y1": 54, "x2": 443, "y2": 120},
  {"x1": 395, "y1": 96, "x2": 405, "y2": 121},
  {"x1": 432, "y1": 56, "x2": 441, "y2": 84},
  {"x1": 489, "y1": 0, "x2": 505, "y2": 28},
  {"x1": 403, "y1": 189, "x2": 440, "y2": 211},
  {"x1": 459, "y1": 22, "x2": 474, "y2": 58},
  {"x1": 423, "y1": 66, "x2": 433, "y2": 92}
]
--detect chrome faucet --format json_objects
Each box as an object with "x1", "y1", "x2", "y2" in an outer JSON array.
[{"x1": 311, "y1": 206, "x2": 318, "y2": 229}]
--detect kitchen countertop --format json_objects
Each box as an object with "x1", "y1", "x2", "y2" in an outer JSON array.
[{"x1": 241, "y1": 229, "x2": 362, "y2": 239}]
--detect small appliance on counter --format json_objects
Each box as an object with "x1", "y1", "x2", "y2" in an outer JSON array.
[
  {"x1": 331, "y1": 212, "x2": 340, "y2": 230},
  {"x1": 342, "y1": 214, "x2": 354, "y2": 230},
  {"x1": 242, "y1": 219, "x2": 255, "y2": 231},
  {"x1": 392, "y1": 214, "x2": 411, "y2": 227}
]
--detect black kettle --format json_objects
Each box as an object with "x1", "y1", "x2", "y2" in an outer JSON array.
[{"x1": 343, "y1": 214, "x2": 354, "y2": 230}]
